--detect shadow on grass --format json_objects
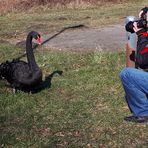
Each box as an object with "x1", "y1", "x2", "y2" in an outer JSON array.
[{"x1": 31, "y1": 70, "x2": 63, "y2": 94}]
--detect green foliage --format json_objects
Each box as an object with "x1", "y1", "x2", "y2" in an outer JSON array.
[{"x1": 0, "y1": 45, "x2": 148, "y2": 147}]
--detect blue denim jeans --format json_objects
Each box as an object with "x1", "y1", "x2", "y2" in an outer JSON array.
[{"x1": 120, "y1": 67, "x2": 148, "y2": 117}]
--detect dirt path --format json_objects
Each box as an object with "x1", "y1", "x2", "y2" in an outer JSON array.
[
  {"x1": 42, "y1": 24, "x2": 126, "y2": 52},
  {"x1": 14, "y1": 24, "x2": 126, "y2": 52}
]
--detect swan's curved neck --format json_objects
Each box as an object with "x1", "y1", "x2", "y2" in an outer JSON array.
[{"x1": 26, "y1": 34, "x2": 39, "y2": 71}]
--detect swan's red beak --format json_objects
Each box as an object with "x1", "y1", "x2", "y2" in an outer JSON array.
[{"x1": 37, "y1": 36, "x2": 41, "y2": 45}]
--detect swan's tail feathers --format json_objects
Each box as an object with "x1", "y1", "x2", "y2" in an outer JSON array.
[
  {"x1": 0, "y1": 61, "x2": 10, "y2": 79},
  {"x1": 0, "y1": 65, "x2": 2, "y2": 79}
]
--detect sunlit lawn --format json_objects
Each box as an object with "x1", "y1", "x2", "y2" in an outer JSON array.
[
  {"x1": 0, "y1": 44, "x2": 148, "y2": 147},
  {"x1": 1, "y1": 0, "x2": 148, "y2": 147}
]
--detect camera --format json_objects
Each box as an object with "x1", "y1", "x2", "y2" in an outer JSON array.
[
  {"x1": 125, "y1": 14, "x2": 147, "y2": 33},
  {"x1": 136, "y1": 19, "x2": 147, "y2": 28}
]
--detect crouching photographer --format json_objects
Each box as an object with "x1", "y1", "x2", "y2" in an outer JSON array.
[{"x1": 120, "y1": 7, "x2": 148, "y2": 123}]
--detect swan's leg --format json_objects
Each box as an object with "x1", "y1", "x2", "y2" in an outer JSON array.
[
  {"x1": 13, "y1": 88, "x2": 16, "y2": 94},
  {"x1": 29, "y1": 91, "x2": 32, "y2": 94}
]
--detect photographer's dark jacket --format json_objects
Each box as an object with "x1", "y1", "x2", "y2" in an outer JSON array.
[
  {"x1": 135, "y1": 30, "x2": 148, "y2": 69},
  {"x1": 125, "y1": 6, "x2": 148, "y2": 69}
]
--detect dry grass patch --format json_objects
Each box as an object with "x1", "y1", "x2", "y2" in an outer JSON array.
[{"x1": 0, "y1": 0, "x2": 138, "y2": 14}]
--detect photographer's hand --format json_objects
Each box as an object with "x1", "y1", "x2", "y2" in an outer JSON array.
[{"x1": 133, "y1": 22, "x2": 142, "y2": 33}]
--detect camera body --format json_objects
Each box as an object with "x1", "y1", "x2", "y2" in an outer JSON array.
[
  {"x1": 136, "y1": 18, "x2": 147, "y2": 28},
  {"x1": 125, "y1": 14, "x2": 147, "y2": 33}
]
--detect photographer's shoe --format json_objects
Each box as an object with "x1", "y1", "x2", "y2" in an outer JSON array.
[{"x1": 124, "y1": 115, "x2": 148, "y2": 123}]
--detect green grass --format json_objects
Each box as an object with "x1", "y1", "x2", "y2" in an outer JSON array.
[
  {"x1": 0, "y1": 45, "x2": 148, "y2": 147},
  {"x1": 1, "y1": 1, "x2": 148, "y2": 147}
]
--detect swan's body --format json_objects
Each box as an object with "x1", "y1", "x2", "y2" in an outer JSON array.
[{"x1": 0, "y1": 31, "x2": 42, "y2": 91}]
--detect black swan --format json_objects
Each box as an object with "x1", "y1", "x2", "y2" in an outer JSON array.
[{"x1": 0, "y1": 31, "x2": 63, "y2": 93}]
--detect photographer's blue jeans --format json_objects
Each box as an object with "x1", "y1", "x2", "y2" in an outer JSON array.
[{"x1": 120, "y1": 67, "x2": 148, "y2": 117}]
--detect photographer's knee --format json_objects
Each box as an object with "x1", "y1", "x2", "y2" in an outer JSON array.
[{"x1": 119, "y1": 68, "x2": 131, "y2": 81}]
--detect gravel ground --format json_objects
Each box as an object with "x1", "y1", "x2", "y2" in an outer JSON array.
[{"x1": 41, "y1": 24, "x2": 126, "y2": 52}]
